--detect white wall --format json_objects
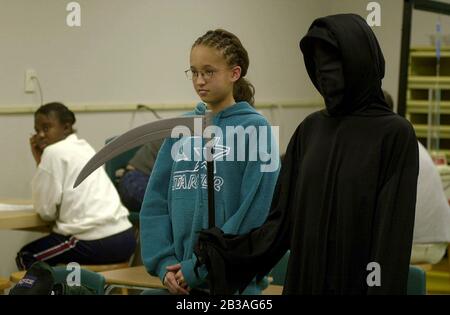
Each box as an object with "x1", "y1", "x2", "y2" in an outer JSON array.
[{"x1": 0, "y1": 0, "x2": 324, "y2": 105}]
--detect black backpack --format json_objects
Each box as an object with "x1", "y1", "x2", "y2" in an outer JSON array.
[{"x1": 9, "y1": 261, "x2": 95, "y2": 295}]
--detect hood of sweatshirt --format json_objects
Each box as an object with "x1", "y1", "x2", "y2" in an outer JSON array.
[{"x1": 193, "y1": 101, "x2": 261, "y2": 121}]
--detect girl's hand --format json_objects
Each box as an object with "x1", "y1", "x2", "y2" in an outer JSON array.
[
  {"x1": 166, "y1": 263, "x2": 188, "y2": 288},
  {"x1": 163, "y1": 271, "x2": 189, "y2": 295},
  {"x1": 174, "y1": 269, "x2": 188, "y2": 290}
]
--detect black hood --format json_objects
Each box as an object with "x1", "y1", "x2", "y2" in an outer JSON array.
[{"x1": 300, "y1": 14, "x2": 390, "y2": 116}]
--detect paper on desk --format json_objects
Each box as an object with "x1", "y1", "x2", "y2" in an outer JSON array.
[{"x1": 0, "y1": 203, "x2": 34, "y2": 211}]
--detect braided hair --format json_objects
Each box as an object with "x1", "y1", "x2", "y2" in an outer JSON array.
[{"x1": 193, "y1": 29, "x2": 255, "y2": 106}]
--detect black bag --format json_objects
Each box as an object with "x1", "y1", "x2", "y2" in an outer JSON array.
[
  {"x1": 9, "y1": 261, "x2": 54, "y2": 295},
  {"x1": 9, "y1": 261, "x2": 95, "y2": 295}
]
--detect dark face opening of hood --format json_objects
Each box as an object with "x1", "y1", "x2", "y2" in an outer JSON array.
[{"x1": 311, "y1": 39, "x2": 345, "y2": 115}]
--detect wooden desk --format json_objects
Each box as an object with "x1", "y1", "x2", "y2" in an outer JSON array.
[
  {"x1": 99, "y1": 265, "x2": 284, "y2": 295},
  {"x1": 99, "y1": 265, "x2": 165, "y2": 294},
  {"x1": 262, "y1": 285, "x2": 283, "y2": 295},
  {"x1": 0, "y1": 199, "x2": 49, "y2": 231},
  {"x1": 100, "y1": 265, "x2": 164, "y2": 288}
]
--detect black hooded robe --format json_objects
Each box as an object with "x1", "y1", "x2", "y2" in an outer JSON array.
[{"x1": 195, "y1": 14, "x2": 419, "y2": 295}]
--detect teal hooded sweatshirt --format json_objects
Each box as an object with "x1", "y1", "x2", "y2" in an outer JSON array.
[{"x1": 140, "y1": 102, "x2": 280, "y2": 294}]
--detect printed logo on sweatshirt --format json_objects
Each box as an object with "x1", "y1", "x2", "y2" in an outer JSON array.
[
  {"x1": 172, "y1": 173, "x2": 224, "y2": 192},
  {"x1": 172, "y1": 137, "x2": 229, "y2": 192}
]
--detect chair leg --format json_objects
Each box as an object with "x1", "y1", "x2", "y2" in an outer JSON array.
[
  {"x1": 130, "y1": 227, "x2": 141, "y2": 266},
  {"x1": 104, "y1": 285, "x2": 129, "y2": 295}
]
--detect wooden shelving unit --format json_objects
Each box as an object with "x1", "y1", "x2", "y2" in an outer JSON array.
[{"x1": 407, "y1": 46, "x2": 450, "y2": 162}]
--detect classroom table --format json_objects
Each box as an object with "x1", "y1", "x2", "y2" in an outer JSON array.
[
  {"x1": 99, "y1": 265, "x2": 284, "y2": 295},
  {"x1": 0, "y1": 199, "x2": 49, "y2": 232},
  {"x1": 99, "y1": 265, "x2": 164, "y2": 294}
]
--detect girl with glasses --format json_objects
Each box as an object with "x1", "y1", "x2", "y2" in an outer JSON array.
[{"x1": 140, "y1": 29, "x2": 280, "y2": 295}]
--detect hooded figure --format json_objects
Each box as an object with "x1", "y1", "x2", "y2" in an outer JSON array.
[{"x1": 194, "y1": 14, "x2": 419, "y2": 295}]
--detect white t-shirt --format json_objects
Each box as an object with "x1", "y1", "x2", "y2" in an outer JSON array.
[
  {"x1": 32, "y1": 134, "x2": 132, "y2": 240},
  {"x1": 414, "y1": 142, "x2": 450, "y2": 243}
]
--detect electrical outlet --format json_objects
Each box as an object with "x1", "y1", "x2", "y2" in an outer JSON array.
[{"x1": 25, "y1": 69, "x2": 36, "y2": 93}]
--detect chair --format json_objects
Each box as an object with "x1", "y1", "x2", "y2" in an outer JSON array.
[
  {"x1": 104, "y1": 136, "x2": 141, "y2": 186},
  {"x1": 104, "y1": 136, "x2": 141, "y2": 236},
  {"x1": 270, "y1": 251, "x2": 290, "y2": 286},
  {"x1": 98, "y1": 265, "x2": 165, "y2": 295},
  {"x1": 104, "y1": 136, "x2": 143, "y2": 265},
  {"x1": 259, "y1": 250, "x2": 290, "y2": 295},
  {"x1": 0, "y1": 277, "x2": 10, "y2": 295},
  {"x1": 407, "y1": 265, "x2": 427, "y2": 295}
]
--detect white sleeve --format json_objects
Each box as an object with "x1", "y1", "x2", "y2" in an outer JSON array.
[{"x1": 31, "y1": 167, "x2": 62, "y2": 221}]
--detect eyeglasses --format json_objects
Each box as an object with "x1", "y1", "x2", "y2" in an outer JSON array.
[{"x1": 184, "y1": 69, "x2": 218, "y2": 81}]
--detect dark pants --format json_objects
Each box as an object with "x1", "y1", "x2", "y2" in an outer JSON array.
[
  {"x1": 118, "y1": 170, "x2": 149, "y2": 212},
  {"x1": 16, "y1": 228, "x2": 136, "y2": 270}
]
